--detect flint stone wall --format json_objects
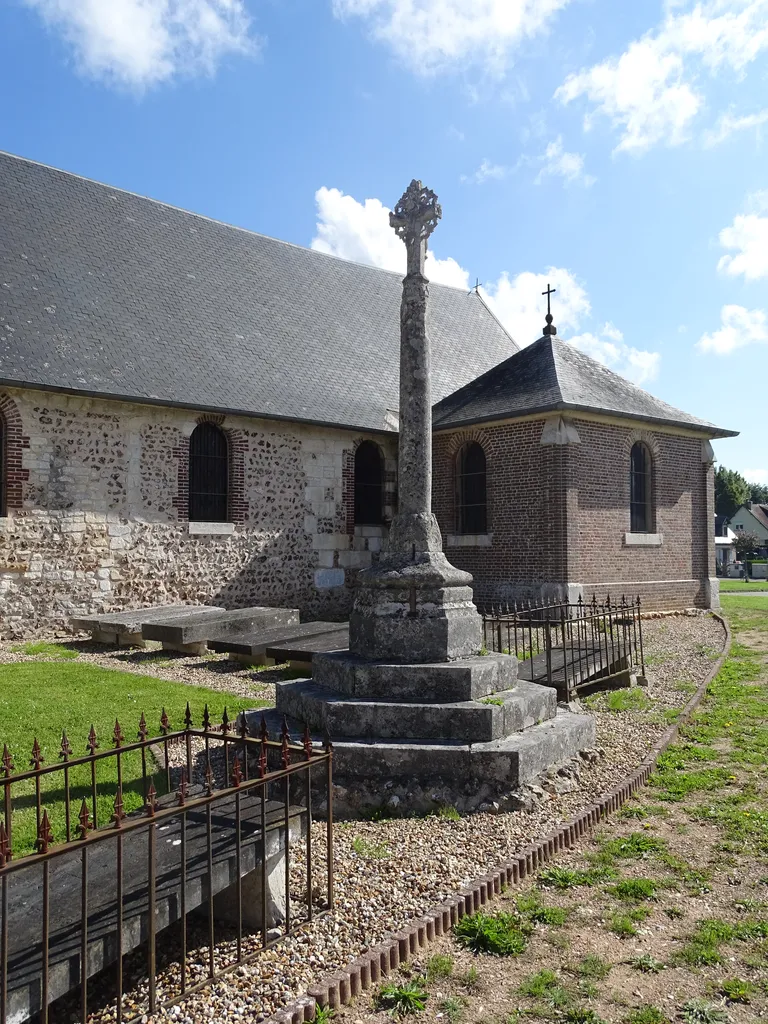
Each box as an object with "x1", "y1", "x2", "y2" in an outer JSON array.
[{"x1": 0, "y1": 389, "x2": 395, "y2": 637}]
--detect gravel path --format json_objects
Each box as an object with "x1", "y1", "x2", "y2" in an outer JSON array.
[{"x1": 3, "y1": 612, "x2": 727, "y2": 1024}]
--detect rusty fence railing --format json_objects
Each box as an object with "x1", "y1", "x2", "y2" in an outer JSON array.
[
  {"x1": 481, "y1": 595, "x2": 645, "y2": 700},
  {"x1": 0, "y1": 707, "x2": 333, "y2": 1024}
]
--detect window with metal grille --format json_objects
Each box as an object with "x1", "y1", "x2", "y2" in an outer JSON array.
[
  {"x1": 457, "y1": 442, "x2": 487, "y2": 534},
  {"x1": 630, "y1": 441, "x2": 653, "y2": 533},
  {"x1": 189, "y1": 423, "x2": 229, "y2": 523},
  {"x1": 354, "y1": 441, "x2": 384, "y2": 525}
]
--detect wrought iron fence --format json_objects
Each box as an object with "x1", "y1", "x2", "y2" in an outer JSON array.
[
  {"x1": 481, "y1": 595, "x2": 645, "y2": 701},
  {"x1": 0, "y1": 706, "x2": 333, "y2": 1024}
]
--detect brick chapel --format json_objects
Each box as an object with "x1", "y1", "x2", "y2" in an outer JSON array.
[{"x1": 0, "y1": 152, "x2": 736, "y2": 635}]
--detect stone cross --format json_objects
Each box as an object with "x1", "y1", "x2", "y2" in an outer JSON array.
[{"x1": 388, "y1": 180, "x2": 442, "y2": 548}]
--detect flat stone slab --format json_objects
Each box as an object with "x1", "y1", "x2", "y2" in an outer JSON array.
[
  {"x1": 312, "y1": 651, "x2": 518, "y2": 703},
  {"x1": 209, "y1": 621, "x2": 345, "y2": 661},
  {"x1": 265, "y1": 628, "x2": 350, "y2": 663},
  {"x1": 274, "y1": 678, "x2": 555, "y2": 743},
  {"x1": 70, "y1": 604, "x2": 223, "y2": 634},
  {"x1": 142, "y1": 607, "x2": 299, "y2": 646}
]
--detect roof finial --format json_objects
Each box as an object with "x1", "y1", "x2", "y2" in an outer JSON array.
[{"x1": 542, "y1": 282, "x2": 557, "y2": 336}]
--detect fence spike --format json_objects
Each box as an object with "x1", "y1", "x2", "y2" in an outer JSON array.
[
  {"x1": 303, "y1": 723, "x2": 313, "y2": 761},
  {"x1": 35, "y1": 810, "x2": 54, "y2": 854},
  {"x1": 87, "y1": 724, "x2": 99, "y2": 754},
  {"x1": 323, "y1": 729, "x2": 334, "y2": 754},
  {"x1": 184, "y1": 702, "x2": 193, "y2": 730},
  {"x1": 205, "y1": 759, "x2": 215, "y2": 796},
  {"x1": 137, "y1": 711, "x2": 148, "y2": 742},
  {"x1": 177, "y1": 767, "x2": 189, "y2": 807},
  {"x1": 202, "y1": 703, "x2": 211, "y2": 732},
  {"x1": 146, "y1": 781, "x2": 157, "y2": 817},
  {"x1": 2, "y1": 743, "x2": 13, "y2": 777},
  {"x1": 239, "y1": 713, "x2": 248, "y2": 742},
  {"x1": 222, "y1": 706, "x2": 230, "y2": 734},
  {"x1": 112, "y1": 787, "x2": 126, "y2": 828},
  {"x1": 160, "y1": 708, "x2": 170, "y2": 735},
  {"x1": 281, "y1": 717, "x2": 292, "y2": 769},
  {"x1": 0, "y1": 821, "x2": 10, "y2": 866},
  {"x1": 113, "y1": 719, "x2": 125, "y2": 748},
  {"x1": 260, "y1": 713, "x2": 270, "y2": 743},
  {"x1": 59, "y1": 730, "x2": 72, "y2": 762},
  {"x1": 77, "y1": 799, "x2": 92, "y2": 839},
  {"x1": 231, "y1": 756, "x2": 243, "y2": 788},
  {"x1": 258, "y1": 738, "x2": 267, "y2": 779},
  {"x1": 29, "y1": 737, "x2": 44, "y2": 770}
]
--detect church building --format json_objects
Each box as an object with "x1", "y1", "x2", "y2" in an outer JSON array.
[{"x1": 0, "y1": 152, "x2": 736, "y2": 635}]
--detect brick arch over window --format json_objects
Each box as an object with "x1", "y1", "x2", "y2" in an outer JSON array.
[
  {"x1": 173, "y1": 415, "x2": 247, "y2": 524},
  {"x1": 0, "y1": 393, "x2": 29, "y2": 514}
]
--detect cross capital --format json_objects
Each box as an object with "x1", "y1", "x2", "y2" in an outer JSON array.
[{"x1": 390, "y1": 179, "x2": 442, "y2": 276}]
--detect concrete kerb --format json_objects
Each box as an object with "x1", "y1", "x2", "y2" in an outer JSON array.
[{"x1": 269, "y1": 614, "x2": 732, "y2": 1024}]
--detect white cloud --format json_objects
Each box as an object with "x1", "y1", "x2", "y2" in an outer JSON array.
[
  {"x1": 24, "y1": 0, "x2": 255, "y2": 88},
  {"x1": 703, "y1": 107, "x2": 768, "y2": 146},
  {"x1": 311, "y1": 185, "x2": 661, "y2": 376},
  {"x1": 697, "y1": 304, "x2": 768, "y2": 354},
  {"x1": 311, "y1": 187, "x2": 470, "y2": 289},
  {"x1": 535, "y1": 136, "x2": 595, "y2": 186},
  {"x1": 718, "y1": 204, "x2": 768, "y2": 280},
  {"x1": 556, "y1": 1, "x2": 768, "y2": 154},
  {"x1": 569, "y1": 324, "x2": 661, "y2": 384},
  {"x1": 331, "y1": 0, "x2": 572, "y2": 75},
  {"x1": 460, "y1": 159, "x2": 509, "y2": 185}
]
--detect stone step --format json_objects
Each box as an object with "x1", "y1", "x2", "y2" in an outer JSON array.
[
  {"x1": 209, "y1": 621, "x2": 344, "y2": 661},
  {"x1": 141, "y1": 606, "x2": 300, "y2": 646},
  {"x1": 273, "y1": 677, "x2": 556, "y2": 744},
  {"x1": 311, "y1": 651, "x2": 518, "y2": 703}
]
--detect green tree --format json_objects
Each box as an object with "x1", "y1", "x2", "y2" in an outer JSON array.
[
  {"x1": 748, "y1": 482, "x2": 768, "y2": 504},
  {"x1": 715, "y1": 466, "x2": 750, "y2": 519},
  {"x1": 733, "y1": 532, "x2": 761, "y2": 559}
]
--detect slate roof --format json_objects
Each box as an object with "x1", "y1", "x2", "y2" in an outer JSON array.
[
  {"x1": 746, "y1": 504, "x2": 768, "y2": 533},
  {"x1": 0, "y1": 151, "x2": 518, "y2": 433},
  {"x1": 432, "y1": 334, "x2": 737, "y2": 438}
]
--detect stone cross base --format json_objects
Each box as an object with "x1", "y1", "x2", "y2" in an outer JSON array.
[{"x1": 350, "y1": 550, "x2": 483, "y2": 663}]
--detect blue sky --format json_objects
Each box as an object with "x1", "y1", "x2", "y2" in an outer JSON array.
[{"x1": 1, "y1": 0, "x2": 767, "y2": 480}]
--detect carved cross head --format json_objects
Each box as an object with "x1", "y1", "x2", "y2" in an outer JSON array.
[{"x1": 390, "y1": 180, "x2": 442, "y2": 244}]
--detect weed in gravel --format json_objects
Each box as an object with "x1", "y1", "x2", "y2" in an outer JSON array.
[
  {"x1": 560, "y1": 1008, "x2": 608, "y2": 1024},
  {"x1": 605, "y1": 689, "x2": 653, "y2": 713},
  {"x1": 573, "y1": 954, "x2": 612, "y2": 980},
  {"x1": 11, "y1": 640, "x2": 79, "y2": 660},
  {"x1": 457, "y1": 966, "x2": 481, "y2": 992},
  {"x1": 665, "y1": 906, "x2": 685, "y2": 919},
  {"x1": 717, "y1": 977, "x2": 755, "y2": 1003},
  {"x1": 480, "y1": 697, "x2": 505, "y2": 707},
  {"x1": 628, "y1": 954, "x2": 665, "y2": 973},
  {"x1": 352, "y1": 836, "x2": 390, "y2": 859},
  {"x1": 600, "y1": 832, "x2": 667, "y2": 860},
  {"x1": 674, "y1": 915, "x2": 765, "y2": 967},
  {"x1": 679, "y1": 999, "x2": 729, "y2": 1024},
  {"x1": 437, "y1": 997, "x2": 465, "y2": 1022},
  {"x1": 609, "y1": 913, "x2": 639, "y2": 938},
  {"x1": 609, "y1": 878, "x2": 660, "y2": 901},
  {"x1": 619, "y1": 804, "x2": 648, "y2": 820},
  {"x1": 516, "y1": 890, "x2": 569, "y2": 925},
  {"x1": 374, "y1": 979, "x2": 429, "y2": 1015},
  {"x1": 538, "y1": 866, "x2": 598, "y2": 889},
  {"x1": 622, "y1": 1007, "x2": 669, "y2": 1024},
  {"x1": 518, "y1": 968, "x2": 567, "y2": 1002},
  {"x1": 455, "y1": 911, "x2": 530, "y2": 956},
  {"x1": 426, "y1": 954, "x2": 453, "y2": 980},
  {"x1": 435, "y1": 805, "x2": 461, "y2": 822},
  {"x1": 310, "y1": 1007, "x2": 335, "y2": 1024}
]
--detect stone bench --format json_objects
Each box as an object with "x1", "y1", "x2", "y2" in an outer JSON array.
[
  {"x1": 209, "y1": 621, "x2": 347, "y2": 666},
  {"x1": 142, "y1": 606, "x2": 300, "y2": 655},
  {"x1": 265, "y1": 628, "x2": 350, "y2": 672},
  {"x1": 70, "y1": 604, "x2": 224, "y2": 647}
]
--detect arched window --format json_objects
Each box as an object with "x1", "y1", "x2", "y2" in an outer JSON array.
[
  {"x1": 630, "y1": 441, "x2": 653, "y2": 533},
  {"x1": 354, "y1": 441, "x2": 384, "y2": 526},
  {"x1": 189, "y1": 423, "x2": 229, "y2": 522},
  {"x1": 0, "y1": 411, "x2": 6, "y2": 517},
  {"x1": 457, "y1": 442, "x2": 487, "y2": 534}
]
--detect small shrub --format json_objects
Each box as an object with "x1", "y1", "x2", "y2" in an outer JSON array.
[
  {"x1": 610, "y1": 878, "x2": 659, "y2": 902},
  {"x1": 426, "y1": 954, "x2": 454, "y2": 981},
  {"x1": 454, "y1": 910, "x2": 530, "y2": 956},
  {"x1": 628, "y1": 954, "x2": 665, "y2": 974},
  {"x1": 374, "y1": 979, "x2": 429, "y2": 1016},
  {"x1": 622, "y1": 1007, "x2": 669, "y2": 1024},
  {"x1": 680, "y1": 999, "x2": 729, "y2": 1024},
  {"x1": 352, "y1": 836, "x2": 390, "y2": 859},
  {"x1": 718, "y1": 977, "x2": 754, "y2": 1003}
]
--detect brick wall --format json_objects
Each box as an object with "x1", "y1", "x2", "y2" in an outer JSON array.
[
  {"x1": 0, "y1": 388, "x2": 396, "y2": 636},
  {"x1": 433, "y1": 415, "x2": 715, "y2": 611}
]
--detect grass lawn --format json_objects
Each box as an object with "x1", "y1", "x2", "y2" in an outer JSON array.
[
  {"x1": 339, "y1": 600, "x2": 768, "y2": 1024},
  {"x1": 0, "y1": 659, "x2": 267, "y2": 856},
  {"x1": 719, "y1": 579, "x2": 768, "y2": 592}
]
